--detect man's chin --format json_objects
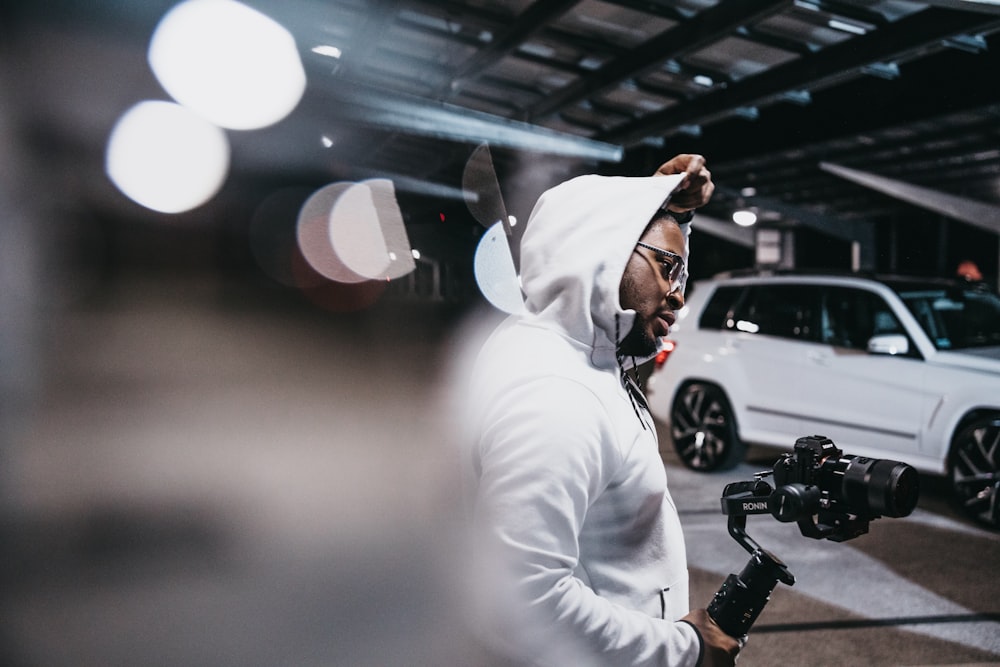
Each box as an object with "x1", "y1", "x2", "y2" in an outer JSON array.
[{"x1": 617, "y1": 326, "x2": 658, "y2": 359}]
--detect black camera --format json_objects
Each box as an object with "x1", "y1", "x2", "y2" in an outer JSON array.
[
  {"x1": 770, "y1": 434, "x2": 919, "y2": 540},
  {"x1": 707, "y1": 435, "x2": 919, "y2": 638}
]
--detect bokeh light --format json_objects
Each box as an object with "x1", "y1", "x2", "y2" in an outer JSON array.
[
  {"x1": 249, "y1": 187, "x2": 324, "y2": 288},
  {"x1": 329, "y1": 182, "x2": 393, "y2": 279},
  {"x1": 297, "y1": 182, "x2": 367, "y2": 283},
  {"x1": 297, "y1": 180, "x2": 416, "y2": 283},
  {"x1": 474, "y1": 221, "x2": 525, "y2": 314},
  {"x1": 105, "y1": 100, "x2": 230, "y2": 214},
  {"x1": 148, "y1": 0, "x2": 306, "y2": 130},
  {"x1": 331, "y1": 179, "x2": 415, "y2": 281}
]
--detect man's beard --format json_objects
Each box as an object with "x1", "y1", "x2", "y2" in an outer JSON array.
[{"x1": 617, "y1": 317, "x2": 658, "y2": 358}]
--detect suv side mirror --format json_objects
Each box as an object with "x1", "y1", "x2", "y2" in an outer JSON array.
[{"x1": 867, "y1": 333, "x2": 909, "y2": 356}]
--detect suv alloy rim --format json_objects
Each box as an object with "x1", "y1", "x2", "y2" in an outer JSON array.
[
  {"x1": 950, "y1": 418, "x2": 1000, "y2": 527},
  {"x1": 670, "y1": 382, "x2": 743, "y2": 471}
]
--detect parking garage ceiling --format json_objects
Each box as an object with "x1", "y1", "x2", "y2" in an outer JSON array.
[{"x1": 5, "y1": 0, "x2": 1000, "y2": 277}]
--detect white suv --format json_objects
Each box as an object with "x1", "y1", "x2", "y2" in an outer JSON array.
[{"x1": 645, "y1": 272, "x2": 1000, "y2": 528}]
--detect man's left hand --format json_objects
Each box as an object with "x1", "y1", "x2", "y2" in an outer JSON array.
[{"x1": 654, "y1": 153, "x2": 714, "y2": 212}]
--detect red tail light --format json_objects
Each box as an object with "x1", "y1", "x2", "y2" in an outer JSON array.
[{"x1": 654, "y1": 339, "x2": 676, "y2": 369}]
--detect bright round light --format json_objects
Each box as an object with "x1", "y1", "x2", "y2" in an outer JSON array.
[
  {"x1": 474, "y1": 222, "x2": 525, "y2": 315},
  {"x1": 297, "y1": 182, "x2": 366, "y2": 283},
  {"x1": 105, "y1": 100, "x2": 229, "y2": 213},
  {"x1": 328, "y1": 182, "x2": 393, "y2": 280},
  {"x1": 732, "y1": 209, "x2": 758, "y2": 227},
  {"x1": 148, "y1": 0, "x2": 306, "y2": 130},
  {"x1": 297, "y1": 180, "x2": 416, "y2": 283}
]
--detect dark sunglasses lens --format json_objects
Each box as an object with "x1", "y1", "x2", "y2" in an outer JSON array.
[{"x1": 662, "y1": 257, "x2": 682, "y2": 283}]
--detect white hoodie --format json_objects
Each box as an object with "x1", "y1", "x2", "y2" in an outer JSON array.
[{"x1": 464, "y1": 174, "x2": 701, "y2": 666}]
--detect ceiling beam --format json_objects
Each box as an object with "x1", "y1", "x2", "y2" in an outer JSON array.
[
  {"x1": 918, "y1": 0, "x2": 1000, "y2": 15},
  {"x1": 339, "y1": 0, "x2": 405, "y2": 78},
  {"x1": 712, "y1": 186, "x2": 878, "y2": 269},
  {"x1": 443, "y1": 0, "x2": 582, "y2": 96},
  {"x1": 322, "y1": 82, "x2": 623, "y2": 162},
  {"x1": 820, "y1": 161, "x2": 1000, "y2": 235},
  {"x1": 527, "y1": 0, "x2": 792, "y2": 120},
  {"x1": 599, "y1": 7, "x2": 1000, "y2": 147},
  {"x1": 692, "y1": 213, "x2": 755, "y2": 248}
]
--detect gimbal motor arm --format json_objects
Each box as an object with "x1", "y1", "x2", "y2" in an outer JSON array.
[{"x1": 707, "y1": 479, "x2": 795, "y2": 638}]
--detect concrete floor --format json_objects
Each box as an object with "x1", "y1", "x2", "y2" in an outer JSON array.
[{"x1": 2, "y1": 275, "x2": 998, "y2": 666}]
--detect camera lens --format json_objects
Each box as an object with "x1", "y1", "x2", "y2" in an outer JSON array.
[{"x1": 840, "y1": 456, "x2": 919, "y2": 518}]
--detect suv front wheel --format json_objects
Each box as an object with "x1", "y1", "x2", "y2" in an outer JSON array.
[
  {"x1": 670, "y1": 382, "x2": 745, "y2": 471},
  {"x1": 949, "y1": 416, "x2": 1000, "y2": 528}
]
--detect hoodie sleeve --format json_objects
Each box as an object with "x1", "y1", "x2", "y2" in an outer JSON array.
[{"x1": 470, "y1": 376, "x2": 701, "y2": 667}]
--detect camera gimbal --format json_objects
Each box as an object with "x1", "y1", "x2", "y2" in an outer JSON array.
[{"x1": 706, "y1": 435, "x2": 919, "y2": 638}]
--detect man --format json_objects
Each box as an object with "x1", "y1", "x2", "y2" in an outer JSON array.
[
  {"x1": 956, "y1": 259, "x2": 983, "y2": 283},
  {"x1": 461, "y1": 155, "x2": 740, "y2": 666}
]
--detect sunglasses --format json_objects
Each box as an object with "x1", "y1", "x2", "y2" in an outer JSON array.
[{"x1": 635, "y1": 241, "x2": 687, "y2": 294}]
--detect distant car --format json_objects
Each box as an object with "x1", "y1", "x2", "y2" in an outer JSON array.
[{"x1": 646, "y1": 272, "x2": 1000, "y2": 528}]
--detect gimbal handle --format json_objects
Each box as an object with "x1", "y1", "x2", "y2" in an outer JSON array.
[{"x1": 707, "y1": 482, "x2": 795, "y2": 638}]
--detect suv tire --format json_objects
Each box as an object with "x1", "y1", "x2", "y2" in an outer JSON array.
[
  {"x1": 670, "y1": 382, "x2": 745, "y2": 471},
  {"x1": 949, "y1": 416, "x2": 1000, "y2": 528}
]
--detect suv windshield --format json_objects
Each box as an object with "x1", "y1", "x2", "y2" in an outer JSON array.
[{"x1": 892, "y1": 282, "x2": 1000, "y2": 350}]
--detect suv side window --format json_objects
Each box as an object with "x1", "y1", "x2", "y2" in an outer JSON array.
[
  {"x1": 698, "y1": 285, "x2": 743, "y2": 329},
  {"x1": 821, "y1": 286, "x2": 911, "y2": 353},
  {"x1": 728, "y1": 285, "x2": 819, "y2": 341}
]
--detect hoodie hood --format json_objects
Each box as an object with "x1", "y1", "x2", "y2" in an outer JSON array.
[{"x1": 518, "y1": 173, "x2": 686, "y2": 369}]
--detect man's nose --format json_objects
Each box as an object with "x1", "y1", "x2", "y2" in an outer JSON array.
[{"x1": 666, "y1": 289, "x2": 684, "y2": 311}]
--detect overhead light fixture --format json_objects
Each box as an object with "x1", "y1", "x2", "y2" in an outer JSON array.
[
  {"x1": 861, "y1": 62, "x2": 900, "y2": 80},
  {"x1": 732, "y1": 106, "x2": 759, "y2": 121},
  {"x1": 311, "y1": 44, "x2": 343, "y2": 59},
  {"x1": 779, "y1": 90, "x2": 812, "y2": 106},
  {"x1": 732, "y1": 209, "x2": 758, "y2": 227},
  {"x1": 828, "y1": 19, "x2": 867, "y2": 35},
  {"x1": 661, "y1": 59, "x2": 682, "y2": 74},
  {"x1": 942, "y1": 34, "x2": 988, "y2": 54}
]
